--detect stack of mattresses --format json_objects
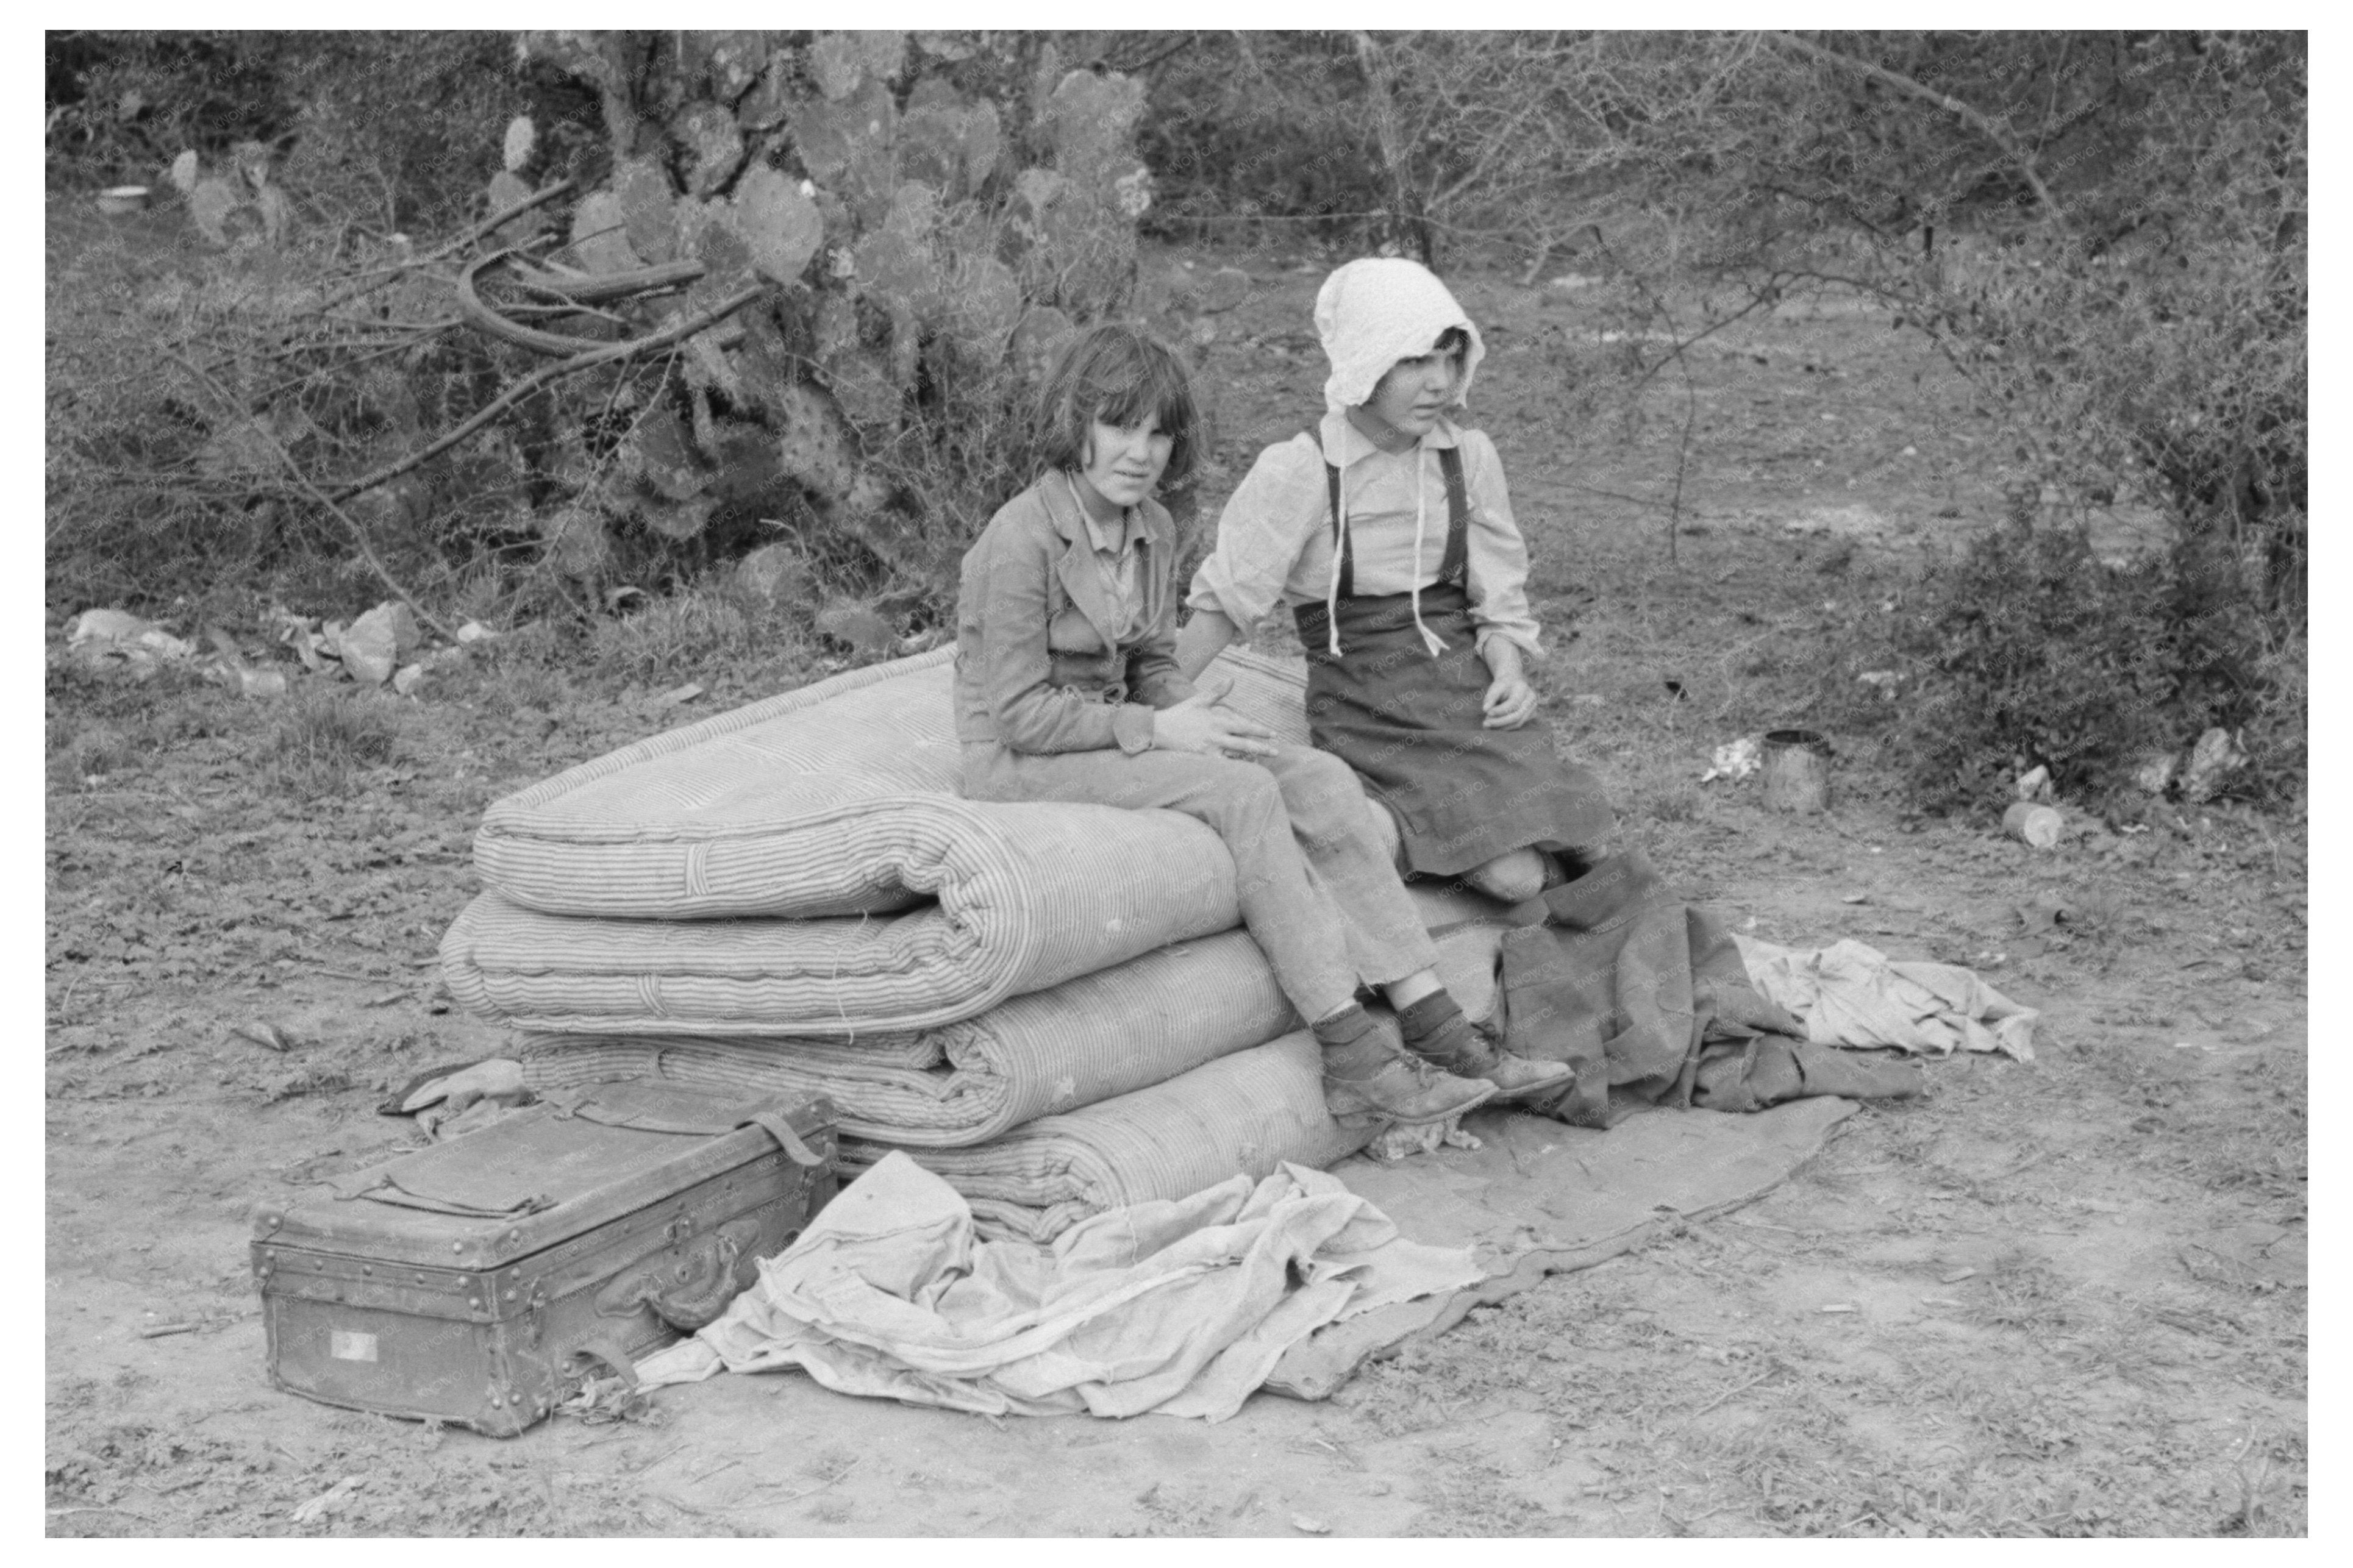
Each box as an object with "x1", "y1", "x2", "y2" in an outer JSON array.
[{"x1": 441, "y1": 646, "x2": 1516, "y2": 1242}]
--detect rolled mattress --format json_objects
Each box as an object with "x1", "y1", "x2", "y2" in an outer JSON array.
[
  {"x1": 471, "y1": 644, "x2": 1313, "y2": 921},
  {"x1": 517, "y1": 930, "x2": 1299, "y2": 1147},
  {"x1": 837, "y1": 1032, "x2": 1381, "y2": 1244},
  {"x1": 441, "y1": 797, "x2": 1243, "y2": 1035}
]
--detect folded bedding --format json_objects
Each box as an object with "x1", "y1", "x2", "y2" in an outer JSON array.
[
  {"x1": 440, "y1": 808, "x2": 1240, "y2": 1035},
  {"x1": 460, "y1": 870, "x2": 1500, "y2": 1046},
  {"x1": 835, "y1": 1032, "x2": 1381, "y2": 1244},
  {"x1": 471, "y1": 644, "x2": 1312, "y2": 921},
  {"x1": 516, "y1": 930, "x2": 1299, "y2": 1146}
]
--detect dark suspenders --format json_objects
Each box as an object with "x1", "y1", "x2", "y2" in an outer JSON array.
[{"x1": 1305, "y1": 429, "x2": 1469, "y2": 602}]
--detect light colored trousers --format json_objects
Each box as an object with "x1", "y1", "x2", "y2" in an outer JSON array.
[{"x1": 961, "y1": 739, "x2": 1440, "y2": 1024}]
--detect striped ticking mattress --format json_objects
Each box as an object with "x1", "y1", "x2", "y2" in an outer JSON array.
[
  {"x1": 472, "y1": 644, "x2": 1314, "y2": 921},
  {"x1": 516, "y1": 930, "x2": 1298, "y2": 1147},
  {"x1": 441, "y1": 799, "x2": 1241, "y2": 1035},
  {"x1": 447, "y1": 855, "x2": 1513, "y2": 1041},
  {"x1": 835, "y1": 1032, "x2": 1382, "y2": 1244}
]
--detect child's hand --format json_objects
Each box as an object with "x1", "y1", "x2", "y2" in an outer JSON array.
[
  {"x1": 1152, "y1": 673, "x2": 1277, "y2": 758},
  {"x1": 1479, "y1": 641, "x2": 1538, "y2": 729},
  {"x1": 1482, "y1": 672, "x2": 1537, "y2": 729}
]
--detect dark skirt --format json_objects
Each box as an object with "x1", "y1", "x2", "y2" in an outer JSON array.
[{"x1": 1294, "y1": 582, "x2": 1616, "y2": 878}]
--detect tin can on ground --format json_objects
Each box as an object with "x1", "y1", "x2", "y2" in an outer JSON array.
[
  {"x1": 1761, "y1": 730, "x2": 1832, "y2": 813},
  {"x1": 2004, "y1": 801, "x2": 2063, "y2": 848}
]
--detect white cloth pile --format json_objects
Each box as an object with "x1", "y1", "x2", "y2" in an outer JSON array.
[
  {"x1": 1735, "y1": 935, "x2": 2038, "y2": 1061},
  {"x1": 632, "y1": 1150, "x2": 1482, "y2": 1421}
]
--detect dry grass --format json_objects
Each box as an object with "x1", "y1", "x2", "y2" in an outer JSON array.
[{"x1": 268, "y1": 687, "x2": 401, "y2": 797}]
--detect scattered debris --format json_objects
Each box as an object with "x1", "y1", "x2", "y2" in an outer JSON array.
[
  {"x1": 2015, "y1": 891, "x2": 2073, "y2": 934},
  {"x1": 138, "y1": 1321, "x2": 198, "y2": 1339},
  {"x1": 1701, "y1": 735, "x2": 1762, "y2": 783},
  {"x1": 1856, "y1": 669, "x2": 1901, "y2": 699},
  {"x1": 1940, "y1": 1267, "x2": 1978, "y2": 1284},
  {"x1": 1363, "y1": 1118, "x2": 1474, "y2": 1163},
  {"x1": 288, "y1": 1474, "x2": 368, "y2": 1525},
  {"x1": 652, "y1": 682, "x2": 706, "y2": 708},
  {"x1": 65, "y1": 608, "x2": 196, "y2": 679},
  {"x1": 1291, "y1": 1514, "x2": 1332, "y2": 1534},
  {"x1": 1819, "y1": 1303, "x2": 1858, "y2": 1314},
  {"x1": 2180, "y1": 727, "x2": 2248, "y2": 803},
  {"x1": 2132, "y1": 750, "x2": 2179, "y2": 796},
  {"x1": 2014, "y1": 764, "x2": 2054, "y2": 802},
  {"x1": 561, "y1": 1371, "x2": 653, "y2": 1427},
  {"x1": 332, "y1": 601, "x2": 421, "y2": 686},
  {"x1": 200, "y1": 625, "x2": 288, "y2": 699},
  {"x1": 227, "y1": 1019, "x2": 299, "y2": 1053}
]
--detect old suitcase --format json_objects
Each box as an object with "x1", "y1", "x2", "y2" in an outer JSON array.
[{"x1": 252, "y1": 1080, "x2": 835, "y2": 1436}]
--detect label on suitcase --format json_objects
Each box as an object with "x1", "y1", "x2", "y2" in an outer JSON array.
[{"x1": 253, "y1": 1080, "x2": 834, "y2": 1436}]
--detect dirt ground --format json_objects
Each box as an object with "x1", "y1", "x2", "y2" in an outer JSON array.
[{"x1": 45, "y1": 241, "x2": 2307, "y2": 1537}]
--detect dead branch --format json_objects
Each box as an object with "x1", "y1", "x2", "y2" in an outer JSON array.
[
  {"x1": 455, "y1": 251, "x2": 709, "y2": 358},
  {"x1": 307, "y1": 179, "x2": 576, "y2": 318},
  {"x1": 163, "y1": 348, "x2": 460, "y2": 644},
  {"x1": 1765, "y1": 30, "x2": 2065, "y2": 227},
  {"x1": 324, "y1": 280, "x2": 771, "y2": 505}
]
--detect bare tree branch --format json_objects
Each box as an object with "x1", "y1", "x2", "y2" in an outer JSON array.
[
  {"x1": 1765, "y1": 30, "x2": 2065, "y2": 226},
  {"x1": 164, "y1": 348, "x2": 459, "y2": 643},
  {"x1": 325, "y1": 279, "x2": 772, "y2": 505}
]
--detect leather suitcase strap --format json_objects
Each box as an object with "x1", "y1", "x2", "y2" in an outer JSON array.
[{"x1": 741, "y1": 1110, "x2": 827, "y2": 1168}]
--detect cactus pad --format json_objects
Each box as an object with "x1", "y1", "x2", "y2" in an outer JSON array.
[
  {"x1": 852, "y1": 180, "x2": 942, "y2": 320},
  {"x1": 676, "y1": 104, "x2": 748, "y2": 199},
  {"x1": 502, "y1": 115, "x2": 536, "y2": 174},
  {"x1": 691, "y1": 214, "x2": 756, "y2": 293},
  {"x1": 570, "y1": 191, "x2": 644, "y2": 274},
  {"x1": 771, "y1": 380, "x2": 860, "y2": 501},
  {"x1": 807, "y1": 33, "x2": 869, "y2": 102},
  {"x1": 613, "y1": 157, "x2": 677, "y2": 263},
  {"x1": 691, "y1": 30, "x2": 771, "y2": 102},
  {"x1": 732, "y1": 164, "x2": 825, "y2": 287},
  {"x1": 788, "y1": 79, "x2": 896, "y2": 207},
  {"x1": 486, "y1": 170, "x2": 546, "y2": 246},
  {"x1": 630, "y1": 407, "x2": 709, "y2": 502},
  {"x1": 738, "y1": 54, "x2": 794, "y2": 132}
]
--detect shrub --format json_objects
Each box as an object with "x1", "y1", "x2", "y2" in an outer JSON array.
[{"x1": 1869, "y1": 517, "x2": 2288, "y2": 813}]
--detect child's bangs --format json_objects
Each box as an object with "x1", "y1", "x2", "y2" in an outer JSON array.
[{"x1": 1091, "y1": 352, "x2": 1194, "y2": 437}]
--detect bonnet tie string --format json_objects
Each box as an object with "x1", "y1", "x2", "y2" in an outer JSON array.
[{"x1": 1409, "y1": 449, "x2": 1448, "y2": 658}]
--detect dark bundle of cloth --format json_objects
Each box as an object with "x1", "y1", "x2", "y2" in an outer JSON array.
[{"x1": 1494, "y1": 850, "x2": 1926, "y2": 1126}]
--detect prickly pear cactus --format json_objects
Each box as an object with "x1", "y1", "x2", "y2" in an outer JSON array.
[{"x1": 502, "y1": 30, "x2": 1166, "y2": 617}]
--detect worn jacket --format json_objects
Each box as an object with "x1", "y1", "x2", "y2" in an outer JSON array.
[{"x1": 954, "y1": 475, "x2": 1195, "y2": 756}]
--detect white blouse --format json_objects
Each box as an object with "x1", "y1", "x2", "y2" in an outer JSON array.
[{"x1": 1185, "y1": 408, "x2": 1544, "y2": 663}]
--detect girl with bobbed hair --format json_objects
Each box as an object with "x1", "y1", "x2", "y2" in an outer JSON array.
[{"x1": 955, "y1": 323, "x2": 1571, "y2": 1127}]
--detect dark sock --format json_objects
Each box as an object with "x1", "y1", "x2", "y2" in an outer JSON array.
[
  {"x1": 1311, "y1": 1001, "x2": 1377, "y2": 1050},
  {"x1": 1396, "y1": 990, "x2": 1465, "y2": 1046}
]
